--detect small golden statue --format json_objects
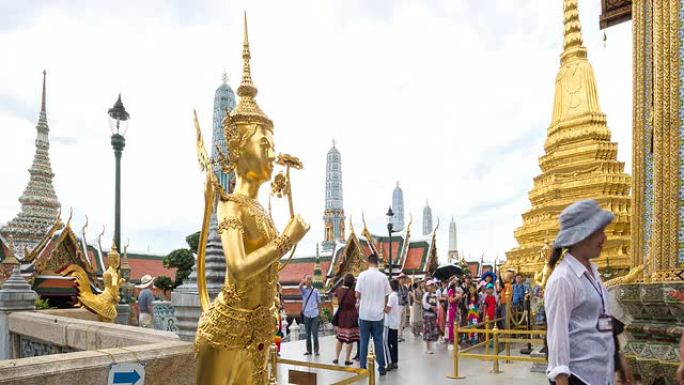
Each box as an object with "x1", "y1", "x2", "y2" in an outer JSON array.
[
  {"x1": 61, "y1": 243, "x2": 124, "y2": 322},
  {"x1": 534, "y1": 242, "x2": 554, "y2": 290},
  {"x1": 193, "y1": 13, "x2": 309, "y2": 385}
]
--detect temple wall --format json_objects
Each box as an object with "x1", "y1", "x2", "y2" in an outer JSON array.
[{"x1": 0, "y1": 311, "x2": 194, "y2": 385}]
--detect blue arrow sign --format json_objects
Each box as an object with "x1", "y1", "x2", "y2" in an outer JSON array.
[
  {"x1": 113, "y1": 370, "x2": 141, "y2": 384},
  {"x1": 108, "y1": 363, "x2": 144, "y2": 385}
]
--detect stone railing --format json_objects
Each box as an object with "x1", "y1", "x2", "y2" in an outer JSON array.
[{"x1": 0, "y1": 311, "x2": 194, "y2": 385}]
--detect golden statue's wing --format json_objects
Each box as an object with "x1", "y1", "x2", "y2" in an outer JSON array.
[{"x1": 193, "y1": 109, "x2": 211, "y2": 172}]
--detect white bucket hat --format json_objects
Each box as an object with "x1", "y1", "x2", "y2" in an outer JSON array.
[
  {"x1": 136, "y1": 274, "x2": 154, "y2": 289},
  {"x1": 553, "y1": 199, "x2": 613, "y2": 248}
]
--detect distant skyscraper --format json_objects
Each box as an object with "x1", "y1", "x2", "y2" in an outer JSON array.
[
  {"x1": 391, "y1": 182, "x2": 405, "y2": 232},
  {"x1": 211, "y1": 72, "x2": 237, "y2": 193},
  {"x1": 323, "y1": 140, "x2": 345, "y2": 248},
  {"x1": 448, "y1": 217, "x2": 459, "y2": 262},
  {"x1": 422, "y1": 200, "x2": 433, "y2": 236},
  {"x1": 1, "y1": 71, "x2": 61, "y2": 256}
]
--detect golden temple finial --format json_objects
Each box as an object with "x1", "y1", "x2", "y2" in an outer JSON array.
[{"x1": 561, "y1": 0, "x2": 585, "y2": 61}]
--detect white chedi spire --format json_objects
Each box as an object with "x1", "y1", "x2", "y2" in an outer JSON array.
[
  {"x1": 422, "y1": 200, "x2": 433, "y2": 236},
  {"x1": 449, "y1": 217, "x2": 457, "y2": 252},
  {"x1": 1, "y1": 71, "x2": 60, "y2": 257},
  {"x1": 391, "y1": 181, "x2": 405, "y2": 232}
]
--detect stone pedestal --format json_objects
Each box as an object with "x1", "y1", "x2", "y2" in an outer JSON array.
[
  {"x1": 0, "y1": 268, "x2": 37, "y2": 359},
  {"x1": 114, "y1": 303, "x2": 131, "y2": 325},
  {"x1": 614, "y1": 281, "x2": 683, "y2": 385},
  {"x1": 171, "y1": 209, "x2": 225, "y2": 341}
]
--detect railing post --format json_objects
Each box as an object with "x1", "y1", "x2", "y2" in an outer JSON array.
[
  {"x1": 447, "y1": 322, "x2": 465, "y2": 380},
  {"x1": 491, "y1": 324, "x2": 501, "y2": 374},
  {"x1": 505, "y1": 285, "x2": 512, "y2": 363},
  {"x1": 484, "y1": 316, "x2": 490, "y2": 356},
  {"x1": 368, "y1": 345, "x2": 376, "y2": 385},
  {"x1": 269, "y1": 343, "x2": 279, "y2": 385}
]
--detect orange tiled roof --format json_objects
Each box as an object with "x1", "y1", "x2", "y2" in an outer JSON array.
[
  {"x1": 279, "y1": 259, "x2": 331, "y2": 284},
  {"x1": 404, "y1": 246, "x2": 426, "y2": 270},
  {"x1": 105, "y1": 253, "x2": 176, "y2": 282}
]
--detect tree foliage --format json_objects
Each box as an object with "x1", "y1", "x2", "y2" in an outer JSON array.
[
  {"x1": 154, "y1": 276, "x2": 174, "y2": 294},
  {"x1": 186, "y1": 231, "x2": 200, "y2": 254},
  {"x1": 163, "y1": 248, "x2": 194, "y2": 287}
]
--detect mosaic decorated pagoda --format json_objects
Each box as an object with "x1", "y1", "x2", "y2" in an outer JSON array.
[
  {"x1": 1, "y1": 71, "x2": 61, "y2": 257},
  {"x1": 505, "y1": 0, "x2": 631, "y2": 275}
]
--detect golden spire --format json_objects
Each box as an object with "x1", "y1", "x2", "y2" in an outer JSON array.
[
  {"x1": 562, "y1": 0, "x2": 584, "y2": 57},
  {"x1": 505, "y1": 0, "x2": 630, "y2": 276},
  {"x1": 231, "y1": 11, "x2": 271, "y2": 127}
]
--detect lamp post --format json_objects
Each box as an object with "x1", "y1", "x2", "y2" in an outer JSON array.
[
  {"x1": 108, "y1": 94, "x2": 130, "y2": 253},
  {"x1": 386, "y1": 206, "x2": 394, "y2": 278}
]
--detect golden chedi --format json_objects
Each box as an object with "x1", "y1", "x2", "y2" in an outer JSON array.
[
  {"x1": 193, "y1": 14, "x2": 310, "y2": 385},
  {"x1": 61, "y1": 243, "x2": 125, "y2": 322},
  {"x1": 506, "y1": 0, "x2": 630, "y2": 275}
]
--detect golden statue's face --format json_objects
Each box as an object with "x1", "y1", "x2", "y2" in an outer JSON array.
[
  {"x1": 237, "y1": 124, "x2": 275, "y2": 183},
  {"x1": 109, "y1": 253, "x2": 120, "y2": 269}
]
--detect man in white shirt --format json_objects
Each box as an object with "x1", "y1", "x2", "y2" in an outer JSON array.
[{"x1": 355, "y1": 253, "x2": 392, "y2": 376}]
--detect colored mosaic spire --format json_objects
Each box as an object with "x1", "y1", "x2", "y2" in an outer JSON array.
[
  {"x1": 1, "y1": 71, "x2": 61, "y2": 258},
  {"x1": 323, "y1": 139, "x2": 345, "y2": 249},
  {"x1": 212, "y1": 71, "x2": 236, "y2": 193},
  {"x1": 505, "y1": 0, "x2": 631, "y2": 275}
]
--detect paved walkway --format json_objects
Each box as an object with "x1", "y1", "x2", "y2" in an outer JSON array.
[{"x1": 278, "y1": 333, "x2": 548, "y2": 384}]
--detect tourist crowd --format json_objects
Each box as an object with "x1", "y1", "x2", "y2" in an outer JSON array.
[{"x1": 296, "y1": 253, "x2": 530, "y2": 376}]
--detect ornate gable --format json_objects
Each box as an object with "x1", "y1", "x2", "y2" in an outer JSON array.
[{"x1": 33, "y1": 224, "x2": 95, "y2": 278}]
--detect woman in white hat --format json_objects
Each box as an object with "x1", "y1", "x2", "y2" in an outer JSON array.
[
  {"x1": 545, "y1": 199, "x2": 632, "y2": 385},
  {"x1": 136, "y1": 274, "x2": 155, "y2": 328}
]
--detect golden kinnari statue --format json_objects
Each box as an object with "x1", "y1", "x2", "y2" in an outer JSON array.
[
  {"x1": 193, "y1": 13, "x2": 310, "y2": 385},
  {"x1": 61, "y1": 243, "x2": 124, "y2": 322}
]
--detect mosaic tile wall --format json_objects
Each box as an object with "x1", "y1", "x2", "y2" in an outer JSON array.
[{"x1": 643, "y1": 3, "x2": 654, "y2": 260}]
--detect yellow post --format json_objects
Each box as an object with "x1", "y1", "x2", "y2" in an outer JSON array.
[
  {"x1": 447, "y1": 323, "x2": 465, "y2": 379},
  {"x1": 505, "y1": 285, "x2": 512, "y2": 363},
  {"x1": 491, "y1": 324, "x2": 501, "y2": 374},
  {"x1": 484, "y1": 315, "x2": 490, "y2": 355},
  {"x1": 368, "y1": 345, "x2": 376, "y2": 385},
  {"x1": 268, "y1": 343, "x2": 278, "y2": 385}
]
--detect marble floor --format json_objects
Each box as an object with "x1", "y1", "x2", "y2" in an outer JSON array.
[{"x1": 277, "y1": 332, "x2": 548, "y2": 384}]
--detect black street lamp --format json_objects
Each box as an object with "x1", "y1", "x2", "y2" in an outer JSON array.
[
  {"x1": 108, "y1": 94, "x2": 129, "y2": 253},
  {"x1": 386, "y1": 206, "x2": 394, "y2": 278}
]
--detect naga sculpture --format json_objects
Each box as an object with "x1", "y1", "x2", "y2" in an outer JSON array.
[
  {"x1": 61, "y1": 243, "x2": 124, "y2": 322},
  {"x1": 193, "y1": 13, "x2": 309, "y2": 385}
]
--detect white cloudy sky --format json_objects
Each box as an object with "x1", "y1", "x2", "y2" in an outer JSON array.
[{"x1": 0, "y1": 0, "x2": 632, "y2": 262}]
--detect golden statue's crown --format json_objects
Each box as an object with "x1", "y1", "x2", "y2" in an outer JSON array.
[{"x1": 218, "y1": 12, "x2": 273, "y2": 174}]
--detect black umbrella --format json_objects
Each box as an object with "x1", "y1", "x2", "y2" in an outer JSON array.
[{"x1": 432, "y1": 264, "x2": 463, "y2": 281}]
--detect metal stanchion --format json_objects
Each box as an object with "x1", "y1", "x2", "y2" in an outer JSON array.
[
  {"x1": 491, "y1": 324, "x2": 501, "y2": 374},
  {"x1": 368, "y1": 345, "x2": 376, "y2": 385},
  {"x1": 447, "y1": 321, "x2": 465, "y2": 380},
  {"x1": 268, "y1": 343, "x2": 278, "y2": 385},
  {"x1": 484, "y1": 316, "x2": 490, "y2": 356}
]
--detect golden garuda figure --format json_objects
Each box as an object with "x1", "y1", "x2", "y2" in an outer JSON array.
[
  {"x1": 61, "y1": 243, "x2": 124, "y2": 322},
  {"x1": 192, "y1": 13, "x2": 310, "y2": 385}
]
